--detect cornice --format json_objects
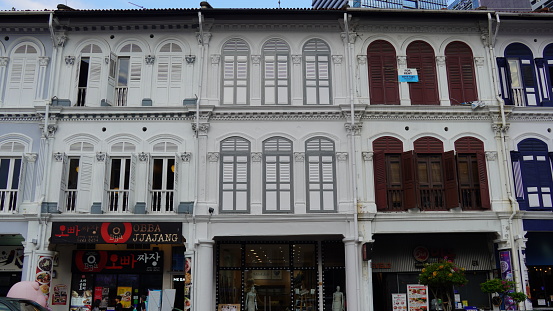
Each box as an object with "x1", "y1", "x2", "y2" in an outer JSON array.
[
  {"x1": 362, "y1": 105, "x2": 492, "y2": 121},
  {"x1": 355, "y1": 23, "x2": 481, "y2": 34},
  {"x1": 208, "y1": 106, "x2": 346, "y2": 121},
  {"x1": 507, "y1": 107, "x2": 553, "y2": 122},
  {"x1": 210, "y1": 21, "x2": 342, "y2": 31}
]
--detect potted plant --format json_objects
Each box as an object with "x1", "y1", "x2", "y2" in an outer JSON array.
[
  {"x1": 419, "y1": 259, "x2": 468, "y2": 311},
  {"x1": 480, "y1": 279, "x2": 527, "y2": 309}
]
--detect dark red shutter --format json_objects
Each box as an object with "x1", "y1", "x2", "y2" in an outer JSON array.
[
  {"x1": 476, "y1": 151, "x2": 491, "y2": 209},
  {"x1": 414, "y1": 136, "x2": 443, "y2": 153},
  {"x1": 407, "y1": 41, "x2": 439, "y2": 105},
  {"x1": 454, "y1": 136, "x2": 484, "y2": 153},
  {"x1": 443, "y1": 150, "x2": 459, "y2": 209},
  {"x1": 445, "y1": 42, "x2": 478, "y2": 105},
  {"x1": 373, "y1": 136, "x2": 403, "y2": 153},
  {"x1": 368, "y1": 40, "x2": 399, "y2": 105},
  {"x1": 374, "y1": 151, "x2": 388, "y2": 210},
  {"x1": 402, "y1": 150, "x2": 417, "y2": 210}
]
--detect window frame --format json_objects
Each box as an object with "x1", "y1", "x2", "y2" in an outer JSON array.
[
  {"x1": 303, "y1": 39, "x2": 332, "y2": 105},
  {"x1": 406, "y1": 40, "x2": 439, "y2": 105},
  {"x1": 263, "y1": 137, "x2": 294, "y2": 213},
  {"x1": 222, "y1": 39, "x2": 250, "y2": 105},
  {"x1": 367, "y1": 40, "x2": 400, "y2": 105},
  {"x1": 445, "y1": 41, "x2": 478, "y2": 105},
  {"x1": 219, "y1": 137, "x2": 251, "y2": 213},
  {"x1": 305, "y1": 137, "x2": 337, "y2": 212}
]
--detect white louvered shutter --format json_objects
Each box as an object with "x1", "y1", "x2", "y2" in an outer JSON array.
[
  {"x1": 102, "y1": 154, "x2": 111, "y2": 213},
  {"x1": 58, "y1": 154, "x2": 69, "y2": 212},
  {"x1": 75, "y1": 155, "x2": 94, "y2": 213}
]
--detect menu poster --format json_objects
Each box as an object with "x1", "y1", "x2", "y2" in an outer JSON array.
[
  {"x1": 392, "y1": 293, "x2": 407, "y2": 311},
  {"x1": 52, "y1": 284, "x2": 68, "y2": 305},
  {"x1": 407, "y1": 284, "x2": 428, "y2": 311},
  {"x1": 117, "y1": 287, "x2": 133, "y2": 308},
  {"x1": 35, "y1": 255, "x2": 54, "y2": 304}
]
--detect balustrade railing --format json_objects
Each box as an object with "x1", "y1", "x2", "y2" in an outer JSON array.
[
  {"x1": 76, "y1": 87, "x2": 87, "y2": 106},
  {"x1": 64, "y1": 190, "x2": 77, "y2": 212},
  {"x1": 150, "y1": 190, "x2": 174, "y2": 213},
  {"x1": 0, "y1": 190, "x2": 17, "y2": 213},
  {"x1": 115, "y1": 87, "x2": 128, "y2": 106},
  {"x1": 419, "y1": 188, "x2": 445, "y2": 210},
  {"x1": 107, "y1": 189, "x2": 130, "y2": 213},
  {"x1": 512, "y1": 87, "x2": 525, "y2": 107}
]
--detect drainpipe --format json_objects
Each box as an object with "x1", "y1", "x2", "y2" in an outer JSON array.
[
  {"x1": 344, "y1": 12, "x2": 362, "y2": 311},
  {"x1": 487, "y1": 12, "x2": 525, "y2": 308}
]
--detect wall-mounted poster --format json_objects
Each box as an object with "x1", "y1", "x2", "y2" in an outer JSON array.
[
  {"x1": 52, "y1": 284, "x2": 68, "y2": 305},
  {"x1": 218, "y1": 304, "x2": 240, "y2": 311},
  {"x1": 392, "y1": 293, "x2": 407, "y2": 311},
  {"x1": 407, "y1": 284, "x2": 428, "y2": 311},
  {"x1": 117, "y1": 287, "x2": 132, "y2": 308}
]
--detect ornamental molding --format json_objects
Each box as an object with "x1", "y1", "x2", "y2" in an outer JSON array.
[
  {"x1": 332, "y1": 55, "x2": 343, "y2": 64},
  {"x1": 211, "y1": 54, "x2": 220, "y2": 64},
  {"x1": 209, "y1": 110, "x2": 344, "y2": 121},
  {"x1": 251, "y1": 55, "x2": 261, "y2": 64},
  {"x1": 355, "y1": 24, "x2": 480, "y2": 34},
  {"x1": 138, "y1": 152, "x2": 149, "y2": 162},
  {"x1": 208, "y1": 152, "x2": 219, "y2": 162},
  {"x1": 24, "y1": 153, "x2": 37, "y2": 162},
  {"x1": 341, "y1": 32, "x2": 358, "y2": 44},
  {"x1": 397, "y1": 56, "x2": 407, "y2": 66},
  {"x1": 185, "y1": 55, "x2": 196, "y2": 64},
  {"x1": 180, "y1": 152, "x2": 192, "y2": 162},
  {"x1": 55, "y1": 111, "x2": 194, "y2": 122},
  {"x1": 145, "y1": 55, "x2": 155, "y2": 65},
  {"x1": 46, "y1": 125, "x2": 57, "y2": 137},
  {"x1": 56, "y1": 34, "x2": 68, "y2": 47},
  {"x1": 96, "y1": 152, "x2": 106, "y2": 162},
  {"x1": 485, "y1": 151, "x2": 497, "y2": 161},
  {"x1": 294, "y1": 152, "x2": 305, "y2": 162},
  {"x1": 474, "y1": 57, "x2": 484, "y2": 68},
  {"x1": 53, "y1": 152, "x2": 64, "y2": 162},
  {"x1": 196, "y1": 32, "x2": 212, "y2": 45},
  {"x1": 362, "y1": 107, "x2": 491, "y2": 121},
  {"x1": 210, "y1": 22, "x2": 342, "y2": 31},
  {"x1": 0, "y1": 57, "x2": 9, "y2": 66},
  {"x1": 344, "y1": 122, "x2": 362, "y2": 135},
  {"x1": 357, "y1": 55, "x2": 367, "y2": 65},
  {"x1": 292, "y1": 55, "x2": 302, "y2": 64},
  {"x1": 192, "y1": 122, "x2": 210, "y2": 135},
  {"x1": 39, "y1": 57, "x2": 50, "y2": 66},
  {"x1": 336, "y1": 152, "x2": 348, "y2": 161},
  {"x1": 251, "y1": 152, "x2": 262, "y2": 162},
  {"x1": 362, "y1": 152, "x2": 373, "y2": 161},
  {"x1": 435, "y1": 56, "x2": 446, "y2": 67},
  {"x1": 65, "y1": 56, "x2": 75, "y2": 65}
]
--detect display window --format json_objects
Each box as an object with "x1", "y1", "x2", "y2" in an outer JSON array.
[{"x1": 216, "y1": 240, "x2": 345, "y2": 311}]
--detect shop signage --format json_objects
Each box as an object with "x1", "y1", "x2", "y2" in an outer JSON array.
[
  {"x1": 72, "y1": 250, "x2": 163, "y2": 273},
  {"x1": 398, "y1": 68, "x2": 419, "y2": 82},
  {"x1": 51, "y1": 222, "x2": 184, "y2": 244},
  {"x1": 413, "y1": 246, "x2": 456, "y2": 262},
  {"x1": 407, "y1": 284, "x2": 428, "y2": 311},
  {"x1": 0, "y1": 246, "x2": 24, "y2": 271},
  {"x1": 392, "y1": 293, "x2": 407, "y2": 311},
  {"x1": 371, "y1": 262, "x2": 392, "y2": 269}
]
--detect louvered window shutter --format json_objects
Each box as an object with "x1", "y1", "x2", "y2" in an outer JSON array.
[
  {"x1": 306, "y1": 138, "x2": 336, "y2": 212},
  {"x1": 76, "y1": 155, "x2": 94, "y2": 213},
  {"x1": 510, "y1": 151, "x2": 526, "y2": 208},
  {"x1": 407, "y1": 41, "x2": 439, "y2": 105},
  {"x1": 445, "y1": 42, "x2": 477, "y2": 105},
  {"x1": 102, "y1": 154, "x2": 111, "y2": 213},
  {"x1": 263, "y1": 138, "x2": 293, "y2": 212},
  {"x1": 303, "y1": 39, "x2": 331, "y2": 105},
  {"x1": 129, "y1": 154, "x2": 137, "y2": 212},
  {"x1": 374, "y1": 151, "x2": 388, "y2": 210},
  {"x1": 368, "y1": 40, "x2": 399, "y2": 105},
  {"x1": 476, "y1": 151, "x2": 491, "y2": 209},
  {"x1": 220, "y1": 137, "x2": 250, "y2": 212},
  {"x1": 263, "y1": 39, "x2": 290, "y2": 105},
  {"x1": 443, "y1": 150, "x2": 459, "y2": 209},
  {"x1": 402, "y1": 151, "x2": 417, "y2": 210}
]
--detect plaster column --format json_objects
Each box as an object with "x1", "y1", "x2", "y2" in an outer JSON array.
[
  {"x1": 343, "y1": 237, "x2": 361, "y2": 311},
  {"x1": 0, "y1": 57, "x2": 8, "y2": 105},
  {"x1": 195, "y1": 240, "x2": 215, "y2": 311},
  {"x1": 397, "y1": 56, "x2": 410, "y2": 105},
  {"x1": 435, "y1": 56, "x2": 450, "y2": 106},
  {"x1": 356, "y1": 55, "x2": 368, "y2": 101}
]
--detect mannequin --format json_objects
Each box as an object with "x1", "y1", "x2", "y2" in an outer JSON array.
[
  {"x1": 246, "y1": 285, "x2": 257, "y2": 311},
  {"x1": 332, "y1": 286, "x2": 344, "y2": 311}
]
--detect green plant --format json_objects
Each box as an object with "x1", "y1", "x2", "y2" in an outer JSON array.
[
  {"x1": 419, "y1": 259, "x2": 468, "y2": 311},
  {"x1": 480, "y1": 279, "x2": 527, "y2": 306}
]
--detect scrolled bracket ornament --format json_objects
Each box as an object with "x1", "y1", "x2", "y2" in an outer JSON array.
[{"x1": 180, "y1": 152, "x2": 192, "y2": 162}]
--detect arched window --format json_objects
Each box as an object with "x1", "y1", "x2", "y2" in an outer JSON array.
[
  {"x1": 367, "y1": 40, "x2": 399, "y2": 105},
  {"x1": 373, "y1": 136, "x2": 404, "y2": 211},
  {"x1": 454, "y1": 137, "x2": 490, "y2": 210},
  {"x1": 305, "y1": 137, "x2": 336, "y2": 212},
  {"x1": 303, "y1": 39, "x2": 331, "y2": 105},
  {"x1": 498, "y1": 43, "x2": 538, "y2": 106},
  {"x1": 222, "y1": 39, "x2": 250, "y2": 105},
  {"x1": 113, "y1": 43, "x2": 144, "y2": 106},
  {"x1": 6, "y1": 43, "x2": 39, "y2": 107},
  {"x1": 262, "y1": 39, "x2": 290, "y2": 105},
  {"x1": 445, "y1": 41, "x2": 478, "y2": 105},
  {"x1": 543, "y1": 43, "x2": 553, "y2": 104},
  {"x1": 154, "y1": 42, "x2": 184, "y2": 106},
  {"x1": 76, "y1": 43, "x2": 104, "y2": 106},
  {"x1": 220, "y1": 137, "x2": 250, "y2": 212},
  {"x1": 406, "y1": 41, "x2": 439, "y2": 105},
  {"x1": 263, "y1": 137, "x2": 293, "y2": 212},
  {"x1": 511, "y1": 138, "x2": 553, "y2": 210}
]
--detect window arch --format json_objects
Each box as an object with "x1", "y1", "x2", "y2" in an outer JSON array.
[
  {"x1": 5, "y1": 43, "x2": 39, "y2": 107},
  {"x1": 76, "y1": 43, "x2": 104, "y2": 106},
  {"x1": 263, "y1": 137, "x2": 293, "y2": 212},
  {"x1": 498, "y1": 43, "x2": 538, "y2": 106},
  {"x1": 406, "y1": 41, "x2": 439, "y2": 105},
  {"x1": 303, "y1": 39, "x2": 331, "y2": 105},
  {"x1": 220, "y1": 137, "x2": 250, "y2": 212},
  {"x1": 155, "y1": 42, "x2": 184, "y2": 106},
  {"x1": 367, "y1": 40, "x2": 399, "y2": 105},
  {"x1": 445, "y1": 41, "x2": 478, "y2": 105},
  {"x1": 511, "y1": 138, "x2": 553, "y2": 211},
  {"x1": 262, "y1": 39, "x2": 290, "y2": 105},
  {"x1": 222, "y1": 39, "x2": 250, "y2": 105},
  {"x1": 305, "y1": 137, "x2": 336, "y2": 212}
]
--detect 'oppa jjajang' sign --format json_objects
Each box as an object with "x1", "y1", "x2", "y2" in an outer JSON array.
[
  {"x1": 72, "y1": 250, "x2": 163, "y2": 273},
  {"x1": 51, "y1": 222, "x2": 184, "y2": 244}
]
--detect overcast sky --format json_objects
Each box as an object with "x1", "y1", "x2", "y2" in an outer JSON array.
[{"x1": 1, "y1": 0, "x2": 454, "y2": 10}]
